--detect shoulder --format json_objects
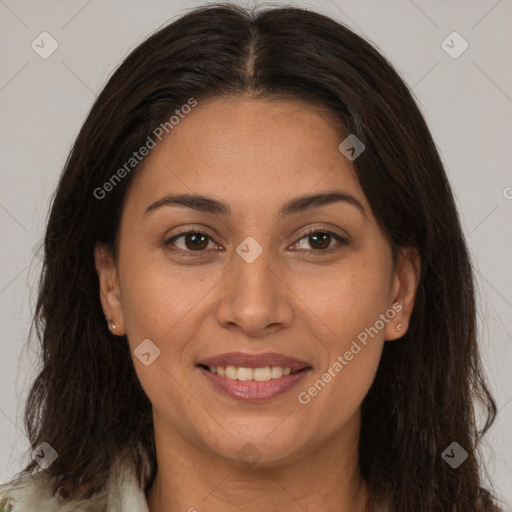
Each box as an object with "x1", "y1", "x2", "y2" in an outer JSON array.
[
  {"x1": 0, "y1": 459, "x2": 150, "y2": 512},
  {"x1": 0, "y1": 471, "x2": 61, "y2": 511},
  {"x1": 0, "y1": 471, "x2": 108, "y2": 512}
]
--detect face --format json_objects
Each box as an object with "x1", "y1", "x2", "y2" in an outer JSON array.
[{"x1": 95, "y1": 97, "x2": 419, "y2": 466}]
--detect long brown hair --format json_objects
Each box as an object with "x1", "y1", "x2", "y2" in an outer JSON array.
[{"x1": 14, "y1": 3, "x2": 501, "y2": 511}]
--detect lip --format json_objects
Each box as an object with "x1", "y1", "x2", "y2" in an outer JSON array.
[
  {"x1": 198, "y1": 351, "x2": 311, "y2": 372},
  {"x1": 198, "y1": 365, "x2": 312, "y2": 402}
]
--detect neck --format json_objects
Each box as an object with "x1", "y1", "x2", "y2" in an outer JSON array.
[{"x1": 146, "y1": 411, "x2": 369, "y2": 512}]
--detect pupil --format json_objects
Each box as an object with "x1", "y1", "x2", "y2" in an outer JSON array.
[
  {"x1": 186, "y1": 233, "x2": 207, "y2": 250},
  {"x1": 311, "y1": 233, "x2": 329, "y2": 249}
]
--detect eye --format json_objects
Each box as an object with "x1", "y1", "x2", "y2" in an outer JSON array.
[
  {"x1": 291, "y1": 228, "x2": 349, "y2": 253},
  {"x1": 164, "y1": 227, "x2": 349, "y2": 256},
  {"x1": 164, "y1": 230, "x2": 220, "y2": 253}
]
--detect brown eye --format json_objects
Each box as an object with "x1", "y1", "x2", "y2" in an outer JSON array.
[
  {"x1": 292, "y1": 229, "x2": 349, "y2": 253},
  {"x1": 183, "y1": 233, "x2": 209, "y2": 250},
  {"x1": 165, "y1": 231, "x2": 215, "y2": 252},
  {"x1": 308, "y1": 232, "x2": 332, "y2": 250}
]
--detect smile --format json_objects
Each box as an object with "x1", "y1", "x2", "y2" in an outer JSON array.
[
  {"x1": 197, "y1": 364, "x2": 311, "y2": 401},
  {"x1": 201, "y1": 364, "x2": 300, "y2": 381}
]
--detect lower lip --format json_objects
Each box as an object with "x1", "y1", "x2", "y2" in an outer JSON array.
[{"x1": 198, "y1": 366, "x2": 311, "y2": 402}]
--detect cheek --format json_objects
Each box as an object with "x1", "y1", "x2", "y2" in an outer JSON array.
[
  {"x1": 298, "y1": 305, "x2": 386, "y2": 431},
  {"x1": 293, "y1": 256, "x2": 391, "y2": 412},
  {"x1": 296, "y1": 258, "x2": 393, "y2": 342},
  {"x1": 318, "y1": 345, "x2": 383, "y2": 430},
  {"x1": 117, "y1": 257, "x2": 204, "y2": 423},
  {"x1": 118, "y1": 248, "x2": 201, "y2": 342},
  {"x1": 117, "y1": 250, "x2": 215, "y2": 394}
]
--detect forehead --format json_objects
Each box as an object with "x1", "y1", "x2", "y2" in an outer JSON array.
[{"x1": 124, "y1": 97, "x2": 368, "y2": 215}]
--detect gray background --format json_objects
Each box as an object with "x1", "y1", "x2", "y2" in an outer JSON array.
[{"x1": 0, "y1": 0, "x2": 511, "y2": 508}]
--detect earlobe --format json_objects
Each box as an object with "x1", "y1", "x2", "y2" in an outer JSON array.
[
  {"x1": 94, "y1": 243, "x2": 125, "y2": 335},
  {"x1": 385, "y1": 247, "x2": 421, "y2": 341}
]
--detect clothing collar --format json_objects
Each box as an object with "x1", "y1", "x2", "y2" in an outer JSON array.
[{"x1": 0, "y1": 457, "x2": 150, "y2": 512}]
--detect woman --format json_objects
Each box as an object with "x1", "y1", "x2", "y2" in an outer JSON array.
[{"x1": 0, "y1": 3, "x2": 503, "y2": 511}]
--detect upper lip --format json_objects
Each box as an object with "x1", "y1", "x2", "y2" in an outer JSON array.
[{"x1": 198, "y1": 352, "x2": 311, "y2": 371}]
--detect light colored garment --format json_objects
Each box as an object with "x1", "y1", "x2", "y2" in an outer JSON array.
[{"x1": 0, "y1": 459, "x2": 150, "y2": 512}]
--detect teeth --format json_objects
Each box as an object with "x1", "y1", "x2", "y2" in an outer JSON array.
[
  {"x1": 237, "y1": 367, "x2": 253, "y2": 381},
  {"x1": 270, "y1": 366, "x2": 282, "y2": 379},
  {"x1": 206, "y1": 365, "x2": 297, "y2": 381},
  {"x1": 253, "y1": 367, "x2": 271, "y2": 381},
  {"x1": 225, "y1": 365, "x2": 238, "y2": 379}
]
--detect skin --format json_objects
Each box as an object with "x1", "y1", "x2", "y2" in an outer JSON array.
[{"x1": 95, "y1": 96, "x2": 420, "y2": 512}]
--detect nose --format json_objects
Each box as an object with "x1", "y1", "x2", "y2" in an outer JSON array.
[{"x1": 214, "y1": 242, "x2": 294, "y2": 338}]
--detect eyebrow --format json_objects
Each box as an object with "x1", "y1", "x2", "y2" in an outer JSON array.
[{"x1": 143, "y1": 190, "x2": 366, "y2": 219}]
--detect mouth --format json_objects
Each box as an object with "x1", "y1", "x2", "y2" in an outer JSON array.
[
  {"x1": 196, "y1": 352, "x2": 312, "y2": 401},
  {"x1": 197, "y1": 364, "x2": 307, "y2": 381}
]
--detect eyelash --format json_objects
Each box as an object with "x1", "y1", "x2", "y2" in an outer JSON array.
[{"x1": 164, "y1": 227, "x2": 349, "y2": 257}]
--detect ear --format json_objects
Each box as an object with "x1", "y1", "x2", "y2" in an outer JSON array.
[
  {"x1": 94, "y1": 243, "x2": 125, "y2": 336},
  {"x1": 385, "y1": 246, "x2": 421, "y2": 341}
]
